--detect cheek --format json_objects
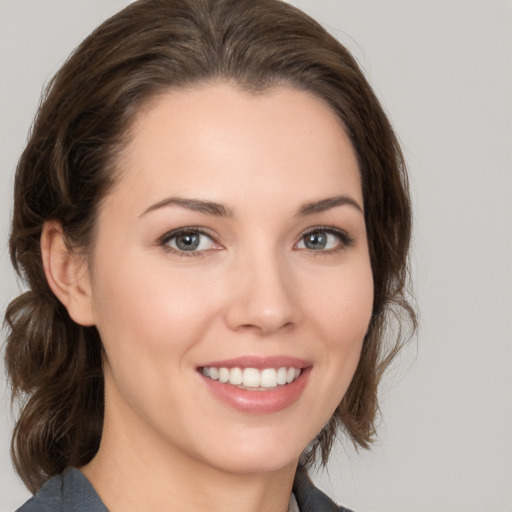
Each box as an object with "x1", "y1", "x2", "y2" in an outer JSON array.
[
  {"x1": 290, "y1": 258, "x2": 373, "y2": 438},
  {"x1": 90, "y1": 256, "x2": 218, "y2": 362},
  {"x1": 314, "y1": 260, "x2": 373, "y2": 343},
  {"x1": 310, "y1": 257, "x2": 374, "y2": 395},
  {"x1": 89, "y1": 260, "x2": 222, "y2": 423}
]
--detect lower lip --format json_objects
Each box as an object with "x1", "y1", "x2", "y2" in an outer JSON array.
[{"x1": 200, "y1": 368, "x2": 311, "y2": 414}]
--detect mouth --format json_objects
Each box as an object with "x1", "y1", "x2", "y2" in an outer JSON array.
[
  {"x1": 199, "y1": 366, "x2": 302, "y2": 391},
  {"x1": 197, "y1": 356, "x2": 311, "y2": 414}
]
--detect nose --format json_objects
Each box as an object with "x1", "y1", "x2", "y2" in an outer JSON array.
[{"x1": 223, "y1": 250, "x2": 301, "y2": 336}]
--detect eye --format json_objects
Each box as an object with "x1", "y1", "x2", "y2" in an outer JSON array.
[
  {"x1": 160, "y1": 228, "x2": 217, "y2": 254},
  {"x1": 296, "y1": 227, "x2": 353, "y2": 252}
]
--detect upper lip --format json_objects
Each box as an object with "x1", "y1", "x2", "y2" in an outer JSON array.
[{"x1": 198, "y1": 355, "x2": 311, "y2": 370}]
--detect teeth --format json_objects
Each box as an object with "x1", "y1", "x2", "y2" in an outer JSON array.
[
  {"x1": 229, "y1": 367, "x2": 243, "y2": 385},
  {"x1": 201, "y1": 366, "x2": 302, "y2": 389},
  {"x1": 218, "y1": 367, "x2": 229, "y2": 383},
  {"x1": 242, "y1": 368, "x2": 260, "y2": 388},
  {"x1": 276, "y1": 367, "x2": 287, "y2": 385},
  {"x1": 260, "y1": 368, "x2": 277, "y2": 387}
]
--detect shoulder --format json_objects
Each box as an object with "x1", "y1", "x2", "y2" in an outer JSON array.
[
  {"x1": 293, "y1": 469, "x2": 355, "y2": 512},
  {"x1": 15, "y1": 472, "x2": 65, "y2": 512},
  {"x1": 15, "y1": 468, "x2": 108, "y2": 512}
]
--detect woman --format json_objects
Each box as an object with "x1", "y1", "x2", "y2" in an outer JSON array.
[{"x1": 5, "y1": 0, "x2": 415, "y2": 510}]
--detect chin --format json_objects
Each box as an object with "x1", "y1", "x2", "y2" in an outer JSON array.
[
  {"x1": 208, "y1": 448, "x2": 301, "y2": 476},
  {"x1": 192, "y1": 425, "x2": 312, "y2": 476}
]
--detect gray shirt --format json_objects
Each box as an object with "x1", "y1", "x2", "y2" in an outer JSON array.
[
  {"x1": 16, "y1": 467, "x2": 349, "y2": 512},
  {"x1": 15, "y1": 468, "x2": 108, "y2": 512}
]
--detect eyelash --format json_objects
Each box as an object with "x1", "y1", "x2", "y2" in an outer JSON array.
[
  {"x1": 298, "y1": 226, "x2": 354, "y2": 254},
  {"x1": 158, "y1": 227, "x2": 217, "y2": 257},
  {"x1": 157, "y1": 226, "x2": 354, "y2": 257}
]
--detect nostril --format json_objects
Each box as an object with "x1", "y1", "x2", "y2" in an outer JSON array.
[
  {"x1": 237, "y1": 320, "x2": 294, "y2": 336},
  {"x1": 223, "y1": 268, "x2": 300, "y2": 334}
]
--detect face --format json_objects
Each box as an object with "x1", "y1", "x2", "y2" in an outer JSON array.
[{"x1": 86, "y1": 83, "x2": 373, "y2": 476}]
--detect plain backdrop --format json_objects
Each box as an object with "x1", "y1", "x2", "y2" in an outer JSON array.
[{"x1": 1, "y1": 1, "x2": 511, "y2": 511}]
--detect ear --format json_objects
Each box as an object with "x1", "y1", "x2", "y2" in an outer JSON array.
[{"x1": 40, "y1": 220, "x2": 95, "y2": 326}]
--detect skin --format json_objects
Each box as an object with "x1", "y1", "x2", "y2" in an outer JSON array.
[{"x1": 43, "y1": 83, "x2": 373, "y2": 512}]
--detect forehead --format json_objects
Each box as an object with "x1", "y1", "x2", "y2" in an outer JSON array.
[{"x1": 111, "y1": 82, "x2": 362, "y2": 212}]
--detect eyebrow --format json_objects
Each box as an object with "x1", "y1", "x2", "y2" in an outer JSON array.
[
  {"x1": 296, "y1": 195, "x2": 364, "y2": 216},
  {"x1": 140, "y1": 197, "x2": 233, "y2": 218},
  {"x1": 140, "y1": 194, "x2": 363, "y2": 218}
]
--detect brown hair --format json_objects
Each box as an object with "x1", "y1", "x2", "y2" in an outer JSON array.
[{"x1": 4, "y1": 0, "x2": 416, "y2": 493}]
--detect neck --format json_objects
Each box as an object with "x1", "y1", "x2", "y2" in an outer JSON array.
[{"x1": 81, "y1": 397, "x2": 298, "y2": 512}]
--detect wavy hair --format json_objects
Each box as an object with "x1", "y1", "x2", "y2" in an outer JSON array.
[{"x1": 4, "y1": 0, "x2": 416, "y2": 493}]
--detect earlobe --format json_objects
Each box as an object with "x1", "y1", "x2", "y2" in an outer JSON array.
[{"x1": 40, "y1": 221, "x2": 95, "y2": 326}]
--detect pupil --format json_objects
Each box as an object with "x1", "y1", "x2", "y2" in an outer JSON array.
[
  {"x1": 176, "y1": 233, "x2": 199, "y2": 251},
  {"x1": 305, "y1": 232, "x2": 326, "y2": 249}
]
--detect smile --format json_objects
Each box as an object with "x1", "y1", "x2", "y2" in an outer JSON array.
[
  {"x1": 201, "y1": 366, "x2": 302, "y2": 390},
  {"x1": 198, "y1": 356, "x2": 311, "y2": 413}
]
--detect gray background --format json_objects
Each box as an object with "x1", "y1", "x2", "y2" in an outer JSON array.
[{"x1": 1, "y1": 1, "x2": 511, "y2": 511}]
